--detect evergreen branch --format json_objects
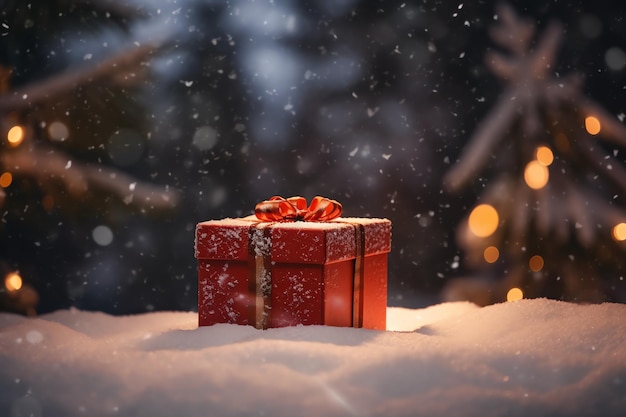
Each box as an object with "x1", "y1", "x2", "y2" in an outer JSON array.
[
  {"x1": 529, "y1": 22, "x2": 563, "y2": 79},
  {"x1": 484, "y1": 52, "x2": 517, "y2": 80},
  {"x1": 76, "y1": 0, "x2": 148, "y2": 19},
  {"x1": 0, "y1": 42, "x2": 161, "y2": 111},
  {"x1": 571, "y1": 135, "x2": 626, "y2": 195},
  {"x1": 443, "y1": 87, "x2": 520, "y2": 191},
  {"x1": 578, "y1": 96, "x2": 626, "y2": 147},
  {"x1": 490, "y1": 3, "x2": 535, "y2": 55},
  {"x1": 0, "y1": 144, "x2": 179, "y2": 209}
]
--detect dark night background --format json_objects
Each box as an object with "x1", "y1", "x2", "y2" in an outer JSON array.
[{"x1": 1, "y1": 0, "x2": 625, "y2": 315}]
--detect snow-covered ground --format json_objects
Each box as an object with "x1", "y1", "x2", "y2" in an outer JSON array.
[{"x1": 1, "y1": 299, "x2": 625, "y2": 417}]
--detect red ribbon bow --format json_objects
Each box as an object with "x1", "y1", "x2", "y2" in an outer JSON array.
[{"x1": 255, "y1": 196, "x2": 342, "y2": 222}]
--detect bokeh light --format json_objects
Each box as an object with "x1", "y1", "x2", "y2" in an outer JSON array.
[
  {"x1": 7, "y1": 125, "x2": 24, "y2": 147},
  {"x1": 192, "y1": 126, "x2": 219, "y2": 151},
  {"x1": 468, "y1": 204, "x2": 499, "y2": 238},
  {"x1": 5, "y1": 272, "x2": 23, "y2": 292},
  {"x1": 585, "y1": 116, "x2": 601, "y2": 135},
  {"x1": 579, "y1": 14, "x2": 602, "y2": 39},
  {"x1": 605, "y1": 46, "x2": 626, "y2": 71},
  {"x1": 0, "y1": 172, "x2": 12, "y2": 188},
  {"x1": 48, "y1": 121, "x2": 70, "y2": 141},
  {"x1": 612, "y1": 223, "x2": 626, "y2": 241},
  {"x1": 483, "y1": 246, "x2": 500, "y2": 263},
  {"x1": 535, "y1": 146, "x2": 554, "y2": 166},
  {"x1": 506, "y1": 287, "x2": 524, "y2": 302},
  {"x1": 524, "y1": 160, "x2": 549, "y2": 189},
  {"x1": 529, "y1": 255, "x2": 544, "y2": 272},
  {"x1": 92, "y1": 225, "x2": 114, "y2": 246}
]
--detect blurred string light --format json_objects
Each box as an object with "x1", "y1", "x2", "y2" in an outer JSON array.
[
  {"x1": 524, "y1": 145, "x2": 553, "y2": 190},
  {"x1": 483, "y1": 246, "x2": 499, "y2": 263},
  {"x1": 506, "y1": 287, "x2": 524, "y2": 302},
  {"x1": 468, "y1": 204, "x2": 499, "y2": 238},
  {"x1": 612, "y1": 222, "x2": 626, "y2": 241},
  {"x1": 4, "y1": 272, "x2": 23, "y2": 292},
  {"x1": 0, "y1": 171, "x2": 12, "y2": 188},
  {"x1": 524, "y1": 160, "x2": 549, "y2": 190},
  {"x1": 585, "y1": 116, "x2": 601, "y2": 135},
  {"x1": 529, "y1": 255, "x2": 544, "y2": 272},
  {"x1": 7, "y1": 125, "x2": 24, "y2": 147},
  {"x1": 535, "y1": 145, "x2": 554, "y2": 166}
]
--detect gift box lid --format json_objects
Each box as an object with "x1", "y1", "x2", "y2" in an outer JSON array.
[{"x1": 195, "y1": 216, "x2": 390, "y2": 264}]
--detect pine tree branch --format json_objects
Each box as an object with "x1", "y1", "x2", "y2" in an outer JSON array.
[
  {"x1": 443, "y1": 87, "x2": 520, "y2": 191},
  {"x1": 0, "y1": 144, "x2": 179, "y2": 209},
  {"x1": 529, "y1": 22, "x2": 562, "y2": 79},
  {"x1": 578, "y1": 95, "x2": 626, "y2": 147},
  {"x1": 484, "y1": 52, "x2": 517, "y2": 80},
  {"x1": 76, "y1": 0, "x2": 147, "y2": 19},
  {"x1": 490, "y1": 4, "x2": 534, "y2": 55},
  {"x1": 0, "y1": 42, "x2": 161, "y2": 111},
  {"x1": 445, "y1": 9, "x2": 565, "y2": 192},
  {"x1": 570, "y1": 134, "x2": 626, "y2": 195}
]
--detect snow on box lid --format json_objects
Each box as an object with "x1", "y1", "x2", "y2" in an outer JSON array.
[{"x1": 195, "y1": 216, "x2": 390, "y2": 264}]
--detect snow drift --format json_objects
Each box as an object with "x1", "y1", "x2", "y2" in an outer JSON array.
[{"x1": 1, "y1": 299, "x2": 625, "y2": 417}]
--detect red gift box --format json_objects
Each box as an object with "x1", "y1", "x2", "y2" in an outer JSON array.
[{"x1": 195, "y1": 216, "x2": 391, "y2": 330}]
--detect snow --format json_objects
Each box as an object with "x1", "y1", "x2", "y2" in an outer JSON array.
[{"x1": 1, "y1": 299, "x2": 625, "y2": 417}]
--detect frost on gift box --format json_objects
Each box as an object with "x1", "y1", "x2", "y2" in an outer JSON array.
[{"x1": 195, "y1": 196, "x2": 391, "y2": 330}]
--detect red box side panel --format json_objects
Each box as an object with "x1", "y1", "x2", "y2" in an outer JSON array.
[
  {"x1": 198, "y1": 259, "x2": 251, "y2": 326},
  {"x1": 323, "y1": 260, "x2": 354, "y2": 327},
  {"x1": 270, "y1": 227, "x2": 328, "y2": 264},
  {"x1": 361, "y1": 253, "x2": 388, "y2": 330},
  {"x1": 195, "y1": 221, "x2": 251, "y2": 261},
  {"x1": 269, "y1": 264, "x2": 324, "y2": 327}
]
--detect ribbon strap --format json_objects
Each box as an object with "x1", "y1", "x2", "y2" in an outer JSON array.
[{"x1": 255, "y1": 196, "x2": 342, "y2": 222}]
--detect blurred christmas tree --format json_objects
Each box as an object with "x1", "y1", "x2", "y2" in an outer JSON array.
[
  {"x1": 443, "y1": 4, "x2": 626, "y2": 305},
  {"x1": 0, "y1": 0, "x2": 178, "y2": 314}
]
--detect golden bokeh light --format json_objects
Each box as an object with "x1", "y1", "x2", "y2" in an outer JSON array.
[
  {"x1": 612, "y1": 223, "x2": 626, "y2": 241},
  {"x1": 5, "y1": 272, "x2": 23, "y2": 292},
  {"x1": 585, "y1": 116, "x2": 601, "y2": 135},
  {"x1": 524, "y1": 160, "x2": 549, "y2": 190},
  {"x1": 535, "y1": 146, "x2": 554, "y2": 166},
  {"x1": 7, "y1": 125, "x2": 24, "y2": 146},
  {"x1": 507, "y1": 287, "x2": 524, "y2": 302},
  {"x1": 483, "y1": 246, "x2": 500, "y2": 263},
  {"x1": 529, "y1": 255, "x2": 544, "y2": 272},
  {"x1": 468, "y1": 204, "x2": 499, "y2": 238},
  {"x1": 0, "y1": 172, "x2": 12, "y2": 188}
]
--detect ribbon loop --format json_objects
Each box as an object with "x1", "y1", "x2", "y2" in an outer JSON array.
[{"x1": 255, "y1": 195, "x2": 342, "y2": 222}]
